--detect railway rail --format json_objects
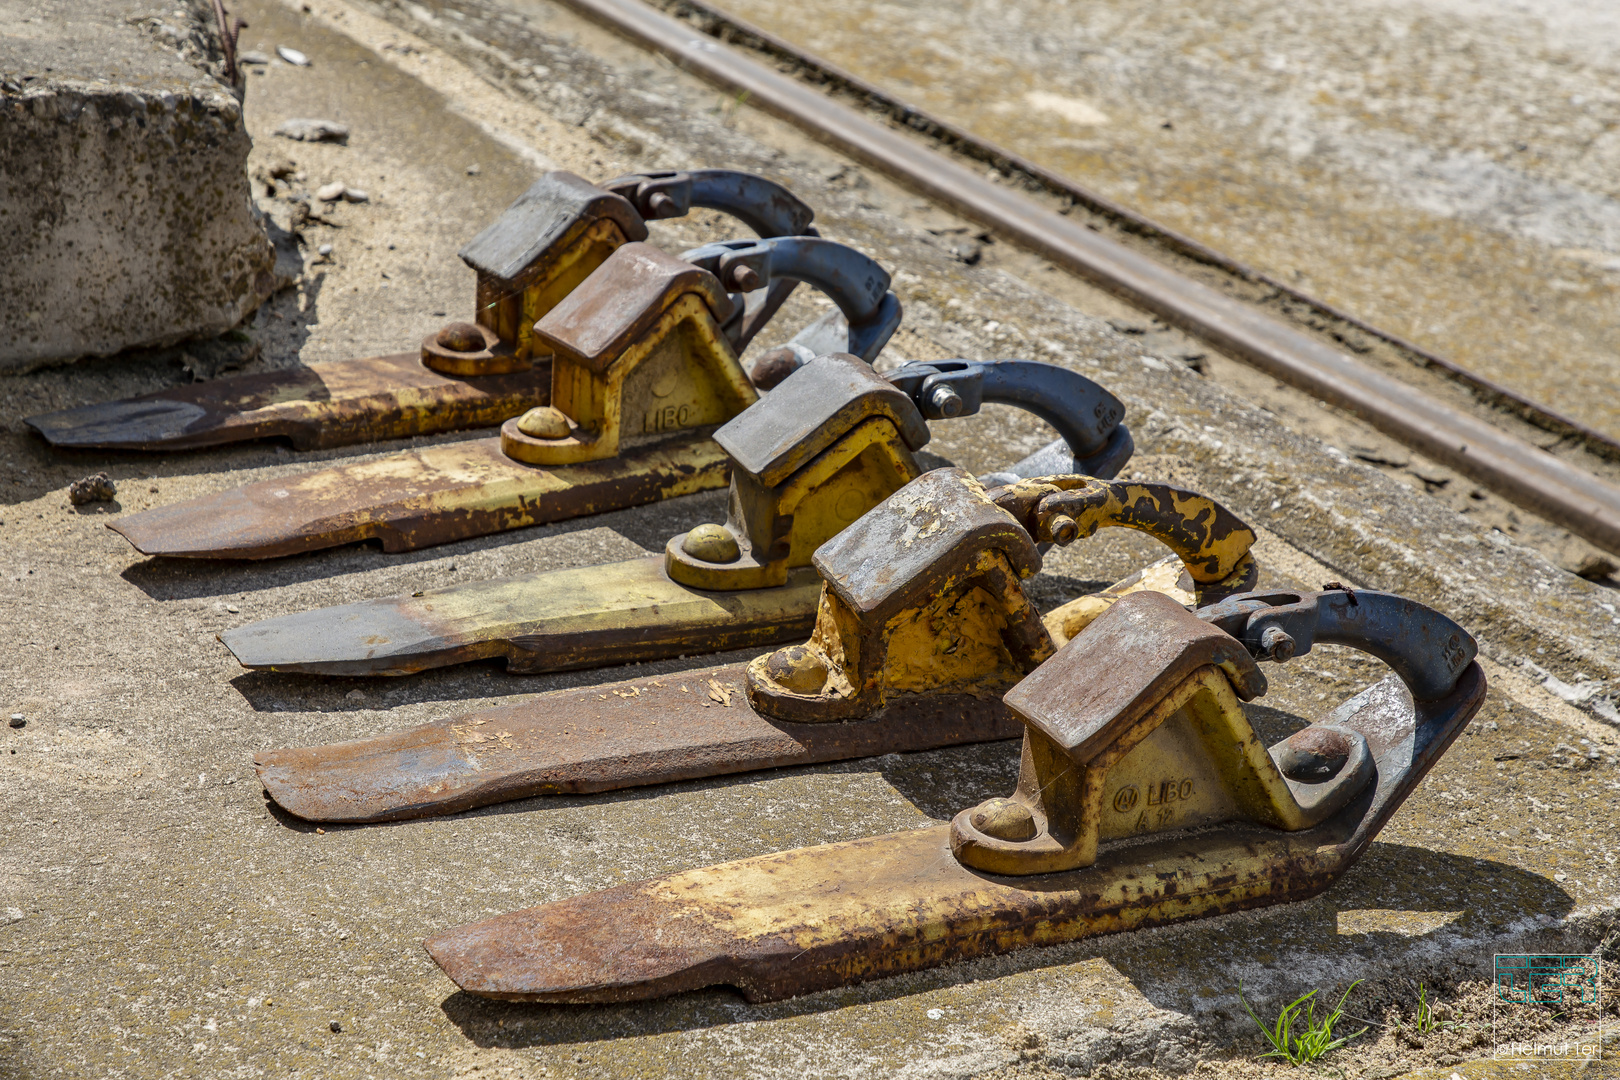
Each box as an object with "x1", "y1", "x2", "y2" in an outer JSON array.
[{"x1": 546, "y1": 0, "x2": 1620, "y2": 558}]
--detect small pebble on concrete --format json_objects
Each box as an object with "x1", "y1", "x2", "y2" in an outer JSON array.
[
  {"x1": 318, "y1": 244, "x2": 334, "y2": 256},
  {"x1": 239, "y1": 50, "x2": 270, "y2": 65},
  {"x1": 68, "y1": 473, "x2": 116, "y2": 506},
  {"x1": 330, "y1": 1021, "x2": 342, "y2": 1033},
  {"x1": 315, "y1": 181, "x2": 345, "y2": 202},
  {"x1": 341, "y1": 187, "x2": 369, "y2": 203},
  {"x1": 9, "y1": 714, "x2": 23, "y2": 729},
  {"x1": 276, "y1": 46, "x2": 310, "y2": 66},
  {"x1": 273, "y1": 118, "x2": 349, "y2": 143},
  {"x1": 465, "y1": 163, "x2": 481, "y2": 175}
]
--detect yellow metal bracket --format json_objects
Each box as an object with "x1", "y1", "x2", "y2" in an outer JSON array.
[
  {"x1": 461, "y1": 170, "x2": 649, "y2": 363},
  {"x1": 745, "y1": 466, "x2": 1263, "y2": 724},
  {"x1": 664, "y1": 354, "x2": 933, "y2": 591},
  {"x1": 499, "y1": 242, "x2": 758, "y2": 466},
  {"x1": 951, "y1": 590, "x2": 1374, "y2": 875}
]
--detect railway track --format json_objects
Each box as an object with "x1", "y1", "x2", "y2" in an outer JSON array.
[{"x1": 535, "y1": 0, "x2": 1620, "y2": 558}]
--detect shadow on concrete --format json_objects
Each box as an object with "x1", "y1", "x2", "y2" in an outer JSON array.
[
  {"x1": 1, "y1": 274, "x2": 325, "y2": 506},
  {"x1": 432, "y1": 845, "x2": 1572, "y2": 1049},
  {"x1": 229, "y1": 642, "x2": 765, "y2": 714}
]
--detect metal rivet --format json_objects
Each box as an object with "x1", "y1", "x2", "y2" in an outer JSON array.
[
  {"x1": 646, "y1": 190, "x2": 679, "y2": 218},
  {"x1": 516, "y1": 406, "x2": 571, "y2": 440},
  {"x1": 681, "y1": 523, "x2": 740, "y2": 564},
  {"x1": 764, "y1": 645, "x2": 828, "y2": 694},
  {"x1": 435, "y1": 321, "x2": 486, "y2": 353},
  {"x1": 970, "y1": 798, "x2": 1036, "y2": 841},
  {"x1": 1046, "y1": 513, "x2": 1079, "y2": 545}
]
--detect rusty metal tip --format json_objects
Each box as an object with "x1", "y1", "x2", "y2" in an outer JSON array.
[{"x1": 422, "y1": 889, "x2": 715, "y2": 1002}]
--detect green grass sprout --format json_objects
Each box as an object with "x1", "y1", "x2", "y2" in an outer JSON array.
[{"x1": 1239, "y1": 978, "x2": 1369, "y2": 1067}]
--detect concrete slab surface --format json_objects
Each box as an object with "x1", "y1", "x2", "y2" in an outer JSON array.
[{"x1": 1, "y1": 0, "x2": 1619, "y2": 1076}]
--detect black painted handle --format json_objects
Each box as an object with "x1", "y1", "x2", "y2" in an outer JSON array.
[
  {"x1": 1197, "y1": 589, "x2": 1478, "y2": 701},
  {"x1": 602, "y1": 169, "x2": 816, "y2": 238},
  {"x1": 885, "y1": 359, "x2": 1126, "y2": 460}
]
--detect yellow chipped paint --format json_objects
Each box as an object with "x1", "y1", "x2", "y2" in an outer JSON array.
[
  {"x1": 669, "y1": 415, "x2": 923, "y2": 591},
  {"x1": 479, "y1": 215, "x2": 634, "y2": 358},
  {"x1": 511, "y1": 293, "x2": 757, "y2": 465}
]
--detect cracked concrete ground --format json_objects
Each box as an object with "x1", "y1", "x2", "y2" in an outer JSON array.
[{"x1": 2, "y1": 0, "x2": 1620, "y2": 1076}]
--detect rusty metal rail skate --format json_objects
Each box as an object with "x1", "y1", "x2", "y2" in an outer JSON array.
[
  {"x1": 221, "y1": 353, "x2": 1132, "y2": 676},
  {"x1": 26, "y1": 170, "x2": 818, "y2": 453},
  {"x1": 110, "y1": 236, "x2": 902, "y2": 560},
  {"x1": 254, "y1": 466, "x2": 1258, "y2": 823},
  {"x1": 423, "y1": 585, "x2": 1484, "y2": 1004}
]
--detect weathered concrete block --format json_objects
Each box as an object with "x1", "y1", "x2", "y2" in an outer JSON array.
[{"x1": 0, "y1": 0, "x2": 276, "y2": 370}]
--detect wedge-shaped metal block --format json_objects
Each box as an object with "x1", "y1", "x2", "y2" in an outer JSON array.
[
  {"x1": 110, "y1": 436, "x2": 727, "y2": 559},
  {"x1": 256, "y1": 667, "x2": 1015, "y2": 822},
  {"x1": 223, "y1": 558, "x2": 822, "y2": 676},
  {"x1": 423, "y1": 588, "x2": 1483, "y2": 1003}
]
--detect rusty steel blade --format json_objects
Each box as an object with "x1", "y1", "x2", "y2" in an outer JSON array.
[
  {"x1": 221, "y1": 557, "x2": 823, "y2": 676},
  {"x1": 108, "y1": 434, "x2": 728, "y2": 559},
  {"x1": 423, "y1": 663, "x2": 1484, "y2": 1003},
  {"x1": 26, "y1": 354, "x2": 548, "y2": 452},
  {"x1": 254, "y1": 665, "x2": 1021, "y2": 822}
]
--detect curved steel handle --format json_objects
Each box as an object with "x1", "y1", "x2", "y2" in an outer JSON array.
[
  {"x1": 1196, "y1": 588, "x2": 1478, "y2": 701},
  {"x1": 609, "y1": 172, "x2": 820, "y2": 352},
  {"x1": 602, "y1": 169, "x2": 815, "y2": 238},
  {"x1": 990, "y1": 477, "x2": 1257, "y2": 584},
  {"x1": 885, "y1": 359, "x2": 1124, "y2": 460},
  {"x1": 681, "y1": 236, "x2": 891, "y2": 324}
]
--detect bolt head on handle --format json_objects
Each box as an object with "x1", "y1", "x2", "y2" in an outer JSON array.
[
  {"x1": 602, "y1": 170, "x2": 694, "y2": 220},
  {"x1": 645, "y1": 190, "x2": 681, "y2": 219},
  {"x1": 1259, "y1": 625, "x2": 1296, "y2": 662},
  {"x1": 1043, "y1": 513, "x2": 1080, "y2": 546},
  {"x1": 681, "y1": 237, "x2": 891, "y2": 326},
  {"x1": 929, "y1": 384, "x2": 964, "y2": 417}
]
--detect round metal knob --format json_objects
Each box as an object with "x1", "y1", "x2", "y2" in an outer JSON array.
[
  {"x1": 928, "y1": 384, "x2": 964, "y2": 418},
  {"x1": 969, "y1": 798, "x2": 1037, "y2": 841},
  {"x1": 435, "y1": 322, "x2": 486, "y2": 353},
  {"x1": 749, "y1": 347, "x2": 802, "y2": 391},
  {"x1": 1274, "y1": 726, "x2": 1352, "y2": 783},
  {"x1": 515, "y1": 406, "x2": 571, "y2": 440},
  {"x1": 764, "y1": 645, "x2": 829, "y2": 695},
  {"x1": 681, "y1": 523, "x2": 741, "y2": 564}
]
